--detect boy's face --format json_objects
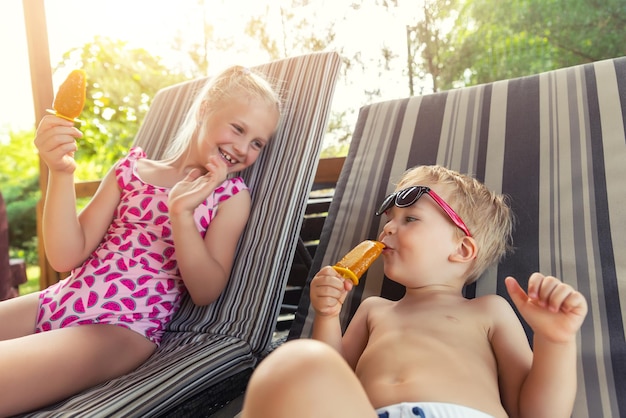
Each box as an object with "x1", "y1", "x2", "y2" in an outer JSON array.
[{"x1": 377, "y1": 185, "x2": 463, "y2": 286}]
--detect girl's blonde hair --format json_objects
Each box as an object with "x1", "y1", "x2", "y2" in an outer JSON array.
[
  {"x1": 395, "y1": 165, "x2": 514, "y2": 284},
  {"x1": 163, "y1": 65, "x2": 282, "y2": 159}
]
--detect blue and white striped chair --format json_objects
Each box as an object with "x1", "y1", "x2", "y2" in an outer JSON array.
[
  {"x1": 23, "y1": 51, "x2": 342, "y2": 417},
  {"x1": 290, "y1": 56, "x2": 626, "y2": 418}
]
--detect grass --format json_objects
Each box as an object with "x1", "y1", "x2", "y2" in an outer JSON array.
[{"x1": 18, "y1": 265, "x2": 41, "y2": 295}]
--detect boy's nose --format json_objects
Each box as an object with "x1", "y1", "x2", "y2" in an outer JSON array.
[{"x1": 381, "y1": 221, "x2": 395, "y2": 236}]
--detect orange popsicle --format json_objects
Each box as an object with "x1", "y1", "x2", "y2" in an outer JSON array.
[
  {"x1": 332, "y1": 240, "x2": 385, "y2": 285},
  {"x1": 48, "y1": 69, "x2": 86, "y2": 122}
]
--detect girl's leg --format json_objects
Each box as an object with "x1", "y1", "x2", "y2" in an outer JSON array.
[
  {"x1": 241, "y1": 339, "x2": 377, "y2": 418},
  {"x1": 0, "y1": 323, "x2": 156, "y2": 416},
  {"x1": 0, "y1": 291, "x2": 40, "y2": 340}
]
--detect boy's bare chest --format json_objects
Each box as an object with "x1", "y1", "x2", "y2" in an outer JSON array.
[
  {"x1": 366, "y1": 300, "x2": 493, "y2": 355},
  {"x1": 357, "y1": 300, "x2": 500, "y2": 410}
]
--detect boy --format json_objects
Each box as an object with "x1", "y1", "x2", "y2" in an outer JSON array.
[{"x1": 241, "y1": 165, "x2": 587, "y2": 418}]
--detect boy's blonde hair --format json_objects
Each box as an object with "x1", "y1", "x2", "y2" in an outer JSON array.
[
  {"x1": 395, "y1": 165, "x2": 514, "y2": 284},
  {"x1": 163, "y1": 65, "x2": 283, "y2": 160}
]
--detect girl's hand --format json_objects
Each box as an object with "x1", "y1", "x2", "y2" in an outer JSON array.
[
  {"x1": 33, "y1": 115, "x2": 83, "y2": 174},
  {"x1": 310, "y1": 266, "x2": 353, "y2": 318},
  {"x1": 505, "y1": 273, "x2": 588, "y2": 343},
  {"x1": 168, "y1": 155, "x2": 228, "y2": 216}
]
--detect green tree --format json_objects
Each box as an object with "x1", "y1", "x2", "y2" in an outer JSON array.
[
  {"x1": 0, "y1": 128, "x2": 40, "y2": 263},
  {"x1": 444, "y1": 0, "x2": 626, "y2": 87},
  {"x1": 406, "y1": 0, "x2": 461, "y2": 93},
  {"x1": 1, "y1": 36, "x2": 191, "y2": 265},
  {"x1": 55, "y1": 36, "x2": 189, "y2": 180}
]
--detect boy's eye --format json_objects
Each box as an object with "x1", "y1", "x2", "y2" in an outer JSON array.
[{"x1": 232, "y1": 124, "x2": 244, "y2": 133}]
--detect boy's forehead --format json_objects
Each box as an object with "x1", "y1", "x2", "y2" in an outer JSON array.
[{"x1": 395, "y1": 178, "x2": 431, "y2": 191}]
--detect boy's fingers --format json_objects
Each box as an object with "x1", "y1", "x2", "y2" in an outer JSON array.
[
  {"x1": 544, "y1": 284, "x2": 573, "y2": 312},
  {"x1": 504, "y1": 276, "x2": 528, "y2": 309},
  {"x1": 562, "y1": 291, "x2": 589, "y2": 316},
  {"x1": 526, "y1": 272, "x2": 546, "y2": 299},
  {"x1": 537, "y1": 275, "x2": 562, "y2": 303}
]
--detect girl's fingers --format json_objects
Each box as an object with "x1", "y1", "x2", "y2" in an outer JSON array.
[{"x1": 183, "y1": 168, "x2": 202, "y2": 181}]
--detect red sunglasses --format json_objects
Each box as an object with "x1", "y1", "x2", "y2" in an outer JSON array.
[{"x1": 375, "y1": 186, "x2": 472, "y2": 237}]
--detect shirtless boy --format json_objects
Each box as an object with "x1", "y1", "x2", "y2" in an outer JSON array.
[{"x1": 240, "y1": 165, "x2": 588, "y2": 418}]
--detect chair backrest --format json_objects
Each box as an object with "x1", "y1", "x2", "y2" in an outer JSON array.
[
  {"x1": 134, "y1": 51, "x2": 342, "y2": 353},
  {"x1": 290, "y1": 56, "x2": 626, "y2": 418}
]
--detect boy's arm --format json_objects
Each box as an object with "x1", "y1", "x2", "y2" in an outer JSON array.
[{"x1": 505, "y1": 274, "x2": 588, "y2": 418}]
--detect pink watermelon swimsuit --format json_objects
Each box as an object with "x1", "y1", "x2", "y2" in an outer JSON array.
[{"x1": 35, "y1": 147, "x2": 247, "y2": 345}]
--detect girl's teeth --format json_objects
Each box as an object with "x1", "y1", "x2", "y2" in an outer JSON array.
[{"x1": 220, "y1": 151, "x2": 234, "y2": 163}]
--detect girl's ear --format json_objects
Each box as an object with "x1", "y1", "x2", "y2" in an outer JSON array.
[{"x1": 449, "y1": 236, "x2": 477, "y2": 264}]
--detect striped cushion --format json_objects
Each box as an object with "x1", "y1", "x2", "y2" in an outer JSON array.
[
  {"x1": 23, "y1": 51, "x2": 342, "y2": 416},
  {"x1": 290, "y1": 56, "x2": 626, "y2": 418}
]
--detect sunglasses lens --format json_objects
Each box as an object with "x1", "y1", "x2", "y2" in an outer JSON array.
[
  {"x1": 376, "y1": 186, "x2": 427, "y2": 215},
  {"x1": 396, "y1": 186, "x2": 425, "y2": 207}
]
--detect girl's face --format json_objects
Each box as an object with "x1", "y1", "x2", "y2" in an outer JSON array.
[
  {"x1": 195, "y1": 95, "x2": 279, "y2": 174},
  {"x1": 377, "y1": 185, "x2": 462, "y2": 287}
]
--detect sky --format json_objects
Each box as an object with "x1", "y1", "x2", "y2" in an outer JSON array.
[{"x1": 0, "y1": 0, "x2": 415, "y2": 137}]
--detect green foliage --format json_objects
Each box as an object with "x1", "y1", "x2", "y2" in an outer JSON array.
[
  {"x1": 406, "y1": 0, "x2": 461, "y2": 93},
  {"x1": 436, "y1": 0, "x2": 626, "y2": 87},
  {"x1": 55, "y1": 36, "x2": 189, "y2": 180},
  {"x1": 2, "y1": 36, "x2": 192, "y2": 265},
  {"x1": 0, "y1": 128, "x2": 40, "y2": 263},
  {"x1": 400, "y1": 0, "x2": 625, "y2": 90}
]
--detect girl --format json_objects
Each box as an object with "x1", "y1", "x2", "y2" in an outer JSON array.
[{"x1": 0, "y1": 65, "x2": 281, "y2": 416}]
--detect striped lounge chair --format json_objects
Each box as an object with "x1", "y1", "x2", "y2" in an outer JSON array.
[
  {"x1": 290, "y1": 56, "x2": 626, "y2": 418},
  {"x1": 21, "y1": 51, "x2": 342, "y2": 417}
]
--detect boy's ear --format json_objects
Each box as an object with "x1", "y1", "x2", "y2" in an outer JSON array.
[{"x1": 450, "y1": 236, "x2": 477, "y2": 263}]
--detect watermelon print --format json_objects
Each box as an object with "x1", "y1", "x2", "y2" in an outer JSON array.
[{"x1": 34, "y1": 147, "x2": 248, "y2": 346}]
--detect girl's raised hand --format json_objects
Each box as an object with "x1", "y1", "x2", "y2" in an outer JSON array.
[
  {"x1": 168, "y1": 155, "x2": 228, "y2": 216},
  {"x1": 505, "y1": 273, "x2": 588, "y2": 343},
  {"x1": 33, "y1": 115, "x2": 83, "y2": 174}
]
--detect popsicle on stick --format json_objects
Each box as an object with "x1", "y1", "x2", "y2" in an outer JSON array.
[
  {"x1": 332, "y1": 240, "x2": 385, "y2": 285},
  {"x1": 46, "y1": 69, "x2": 87, "y2": 123}
]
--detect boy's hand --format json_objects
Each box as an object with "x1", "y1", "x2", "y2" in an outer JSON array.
[
  {"x1": 310, "y1": 266, "x2": 353, "y2": 318},
  {"x1": 505, "y1": 273, "x2": 588, "y2": 343}
]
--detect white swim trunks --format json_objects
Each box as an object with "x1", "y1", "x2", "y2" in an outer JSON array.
[{"x1": 376, "y1": 402, "x2": 494, "y2": 418}]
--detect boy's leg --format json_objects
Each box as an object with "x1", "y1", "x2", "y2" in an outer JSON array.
[
  {"x1": 0, "y1": 291, "x2": 40, "y2": 339},
  {"x1": 0, "y1": 323, "x2": 156, "y2": 416},
  {"x1": 241, "y1": 339, "x2": 377, "y2": 418}
]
